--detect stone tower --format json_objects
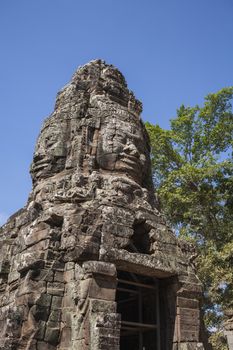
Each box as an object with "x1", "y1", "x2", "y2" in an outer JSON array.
[{"x1": 0, "y1": 60, "x2": 205, "y2": 350}]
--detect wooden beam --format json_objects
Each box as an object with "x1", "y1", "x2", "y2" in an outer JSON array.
[
  {"x1": 121, "y1": 321, "x2": 157, "y2": 330},
  {"x1": 139, "y1": 284, "x2": 143, "y2": 349},
  {"x1": 118, "y1": 278, "x2": 157, "y2": 290},
  {"x1": 156, "y1": 280, "x2": 161, "y2": 350},
  {"x1": 116, "y1": 287, "x2": 139, "y2": 294},
  {"x1": 118, "y1": 297, "x2": 137, "y2": 304}
]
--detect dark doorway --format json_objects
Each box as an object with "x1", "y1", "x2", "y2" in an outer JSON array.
[{"x1": 116, "y1": 271, "x2": 160, "y2": 350}]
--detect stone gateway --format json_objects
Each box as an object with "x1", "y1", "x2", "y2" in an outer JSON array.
[{"x1": 0, "y1": 60, "x2": 206, "y2": 350}]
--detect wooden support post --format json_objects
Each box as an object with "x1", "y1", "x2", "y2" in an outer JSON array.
[
  {"x1": 156, "y1": 280, "x2": 161, "y2": 350},
  {"x1": 139, "y1": 287, "x2": 143, "y2": 350}
]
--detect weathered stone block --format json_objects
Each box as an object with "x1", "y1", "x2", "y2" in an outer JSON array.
[
  {"x1": 49, "y1": 309, "x2": 61, "y2": 322},
  {"x1": 35, "y1": 320, "x2": 46, "y2": 340},
  {"x1": 37, "y1": 341, "x2": 57, "y2": 350},
  {"x1": 90, "y1": 299, "x2": 116, "y2": 313},
  {"x1": 44, "y1": 324, "x2": 60, "y2": 345},
  {"x1": 51, "y1": 295, "x2": 63, "y2": 310},
  {"x1": 36, "y1": 293, "x2": 52, "y2": 307},
  {"x1": 60, "y1": 326, "x2": 72, "y2": 347},
  {"x1": 47, "y1": 281, "x2": 64, "y2": 296},
  {"x1": 178, "y1": 308, "x2": 200, "y2": 325},
  {"x1": 177, "y1": 297, "x2": 199, "y2": 310},
  {"x1": 83, "y1": 261, "x2": 116, "y2": 277},
  {"x1": 178, "y1": 343, "x2": 204, "y2": 350}
]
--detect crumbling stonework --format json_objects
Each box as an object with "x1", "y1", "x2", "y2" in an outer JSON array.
[
  {"x1": 224, "y1": 310, "x2": 233, "y2": 349},
  {"x1": 0, "y1": 60, "x2": 206, "y2": 349}
]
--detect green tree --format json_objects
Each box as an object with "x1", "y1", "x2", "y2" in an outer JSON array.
[{"x1": 145, "y1": 87, "x2": 233, "y2": 349}]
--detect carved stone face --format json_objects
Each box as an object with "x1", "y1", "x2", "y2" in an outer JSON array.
[
  {"x1": 96, "y1": 117, "x2": 147, "y2": 182},
  {"x1": 31, "y1": 60, "x2": 149, "y2": 187}
]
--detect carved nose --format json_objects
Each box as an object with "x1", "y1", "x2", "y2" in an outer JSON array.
[{"x1": 123, "y1": 143, "x2": 140, "y2": 157}]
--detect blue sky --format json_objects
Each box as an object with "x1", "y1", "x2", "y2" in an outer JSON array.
[{"x1": 0, "y1": 0, "x2": 233, "y2": 224}]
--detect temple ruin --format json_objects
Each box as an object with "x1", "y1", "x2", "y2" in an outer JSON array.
[{"x1": 0, "y1": 60, "x2": 206, "y2": 349}]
